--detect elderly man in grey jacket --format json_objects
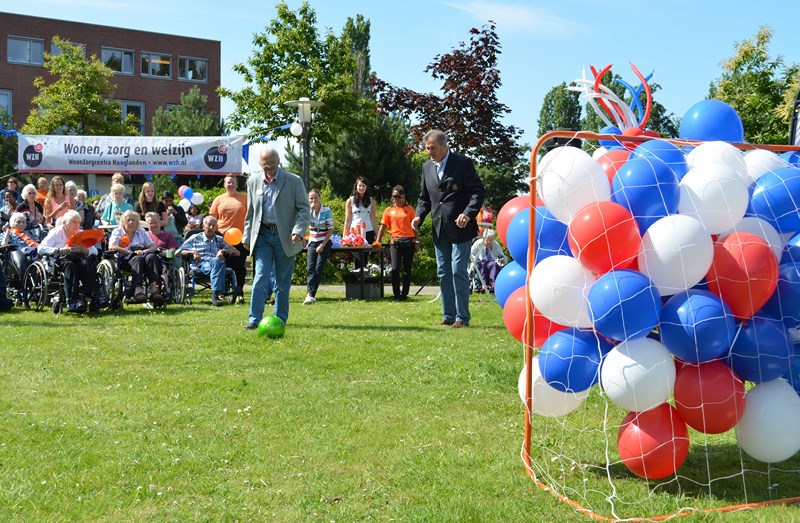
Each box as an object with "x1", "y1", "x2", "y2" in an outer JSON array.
[{"x1": 243, "y1": 146, "x2": 310, "y2": 329}]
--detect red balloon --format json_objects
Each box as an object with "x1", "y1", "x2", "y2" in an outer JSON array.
[
  {"x1": 674, "y1": 361, "x2": 745, "y2": 434},
  {"x1": 497, "y1": 195, "x2": 530, "y2": 246},
  {"x1": 617, "y1": 403, "x2": 690, "y2": 479},
  {"x1": 597, "y1": 149, "x2": 631, "y2": 184},
  {"x1": 568, "y1": 201, "x2": 641, "y2": 274},
  {"x1": 502, "y1": 287, "x2": 566, "y2": 345},
  {"x1": 706, "y1": 232, "x2": 778, "y2": 319}
]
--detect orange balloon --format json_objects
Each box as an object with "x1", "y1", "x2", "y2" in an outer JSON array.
[{"x1": 224, "y1": 227, "x2": 243, "y2": 245}]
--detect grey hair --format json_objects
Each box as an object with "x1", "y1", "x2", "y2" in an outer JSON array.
[
  {"x1": 9, "y1": 212, "x2": 26, "y2": 225},
  {"x1": 58, "y1": 210, "x2": 81, "y2": 228},
  {"x1": 65, "y1": 180, "x2": 78, "y2": 192},
  {"x1": 22, "y1": 184, "x2": 37, "y2": 199},
  {"x1": 483, "y1": 228, "x2": 496, "y2": 240},
  {"x1": 423, "y1": 129, "x2": 447, "y2": 147}
]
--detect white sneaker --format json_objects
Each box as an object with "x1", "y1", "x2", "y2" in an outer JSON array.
[{"x1": 303, "y1": 296, "x2": 316, "y2": 304}]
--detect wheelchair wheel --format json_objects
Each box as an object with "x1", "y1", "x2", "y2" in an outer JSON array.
[
  {"x1": 97, "y1": 259, "x2": 124, "y2": 310},
  {"x1": 23, "y1": 261, "x2": 47, "y2": 311},
  {"x1": 171, "y1": 266, "x2": 186, "y2": 304}
]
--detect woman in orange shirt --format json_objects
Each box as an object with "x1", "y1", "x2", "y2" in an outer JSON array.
[
  {"x1": 209, "y1": 174, "x2": 248, "y2": 302},
  {"x1": 376, "y1": 185, "x2": 419, "y2": 301}
]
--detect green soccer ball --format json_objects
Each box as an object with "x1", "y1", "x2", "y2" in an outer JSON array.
[{"x1": 258, "y1": 315, "x2": 285, "y2": 338}]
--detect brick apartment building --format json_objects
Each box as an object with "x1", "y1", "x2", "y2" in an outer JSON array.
[{"x1": 0, "y1": 12, "x2": 221, "y2": 136}]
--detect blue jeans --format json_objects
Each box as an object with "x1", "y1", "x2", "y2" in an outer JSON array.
[
  {"x1": 434, "y1": 236, "x2": 472, "y2": 325},
  {"x1": 306, "y1": 240, "x2": 331, "y2": 296},
  {"x1": 249, "y1": 227, "x2": 295, "y2": 325},
  {"x1": 193, "y1": 257, "x2": 227, "y2": 294}
]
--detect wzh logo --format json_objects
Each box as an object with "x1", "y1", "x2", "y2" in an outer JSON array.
[
  {"x1": 23, "y1": 144, "x2": 43, "y2": 168},
  {"x1": 204, "y1": 144, "x2": 228, "y2": 170}
]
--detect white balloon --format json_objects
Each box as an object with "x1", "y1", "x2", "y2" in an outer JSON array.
[
  {"x1": 537, "y1": 146, "x2": 611, "y2": 223},
  {"x1": 718, "y1": 216, "x2": 785, "y2": 262},
  {"x1": 678, "y1": 163, "x2": 748, "y2": 234},
  {"x1": 686, "y1": 141, "x2": 747, "y2": 182},
  {"x1": 178, "y1": 198, "x2": 191, "y2": 211},
  {"x1": 637, "y1": 214, "x2": 713, "y2": 296},
  {"x1": 592, "y1": 146, "x2": 608, "y2": 160},
  {"x1": 190, "y1": 192, "x2": 205, "y2": 205},
  {"x1": 735, "y1": 379, "x2": 800, "y2": 463},
  {"x1": 743, "y1": 149, "x2": 785, "y2": 185},
  {"x1": 600, "y1": 337, "x2": 676, "y2": 413},
  {"x1": 529, "y1": 255, "x2": 593, "y2": 328},
  {"x1": 518, "y1": 358, "x2": 588, "y2": 417}
]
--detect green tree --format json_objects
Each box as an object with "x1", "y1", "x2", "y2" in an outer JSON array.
[
  {"x1": 708, "y1": 26, "x2": 799, "y2": 144},
  {"x1": 343, "y1": 14, "x2": 372, "y2": 99},
  {"x1": 219, "y1": 1, "x2": 374, "y2": 148},
  {"x1": 152, "y1": 86, "x2": 225, "y2": 137},
  {"x1": 21, "y1": 36, "x2": 139, "y2": 136},
  {"x1": 537, "y1": 82, "x2": 582, "y2": 137}
]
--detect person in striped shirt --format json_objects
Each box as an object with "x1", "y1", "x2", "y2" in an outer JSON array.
[
  {"x1": 176, "y1": 215, "x2": 239, "y2": 307},
  {"x1": 303, "y1": 189, "x2": 334, "y2": 305}
]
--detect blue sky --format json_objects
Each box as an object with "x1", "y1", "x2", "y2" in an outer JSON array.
[{"x1": 5, "y1": 0, "x2": 799, "y2": 146}]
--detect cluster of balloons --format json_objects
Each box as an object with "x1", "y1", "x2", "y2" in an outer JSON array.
[
  {"x1": 500, "y1": 99, "x2": 800, "y2": 480},
  {"x1": 177, "y1": 185, "x2": 205, "y2": 211}
]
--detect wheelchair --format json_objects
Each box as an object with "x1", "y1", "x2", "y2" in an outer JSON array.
[
  {"x1": 181, "y1": 255, "x2": 238, "y2": 305},
  {"x1": 22, "y1": 253, "x2": 109, "y2": 314},
  {"x1": 97, "y1": 250, "x2": 177, "y2": 310},
  {"x1": 0, "y1": 244, "x2": 26, "y2": 306}
]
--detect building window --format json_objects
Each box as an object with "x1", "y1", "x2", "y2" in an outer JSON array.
[
  {"x1": 7, "y1": 36, "x2": 44, "y2": 65},
  {"x1": 101, "y1": 47, "x2": 134, "y2": 75},
  {"x1": 121, "y1": 100, "x2": 145, "y2": 135},
  {"x1": 0, "y1": 90, "x2": 12, "y2": 118},
  {"x1": 141, "y1": 52, "x2": 172, "y2": 78},
  {"x1": 51, "y1": 40, "x2": 86, "y2": 58},
  {"x1": 178, "y1": 57, "x2": 208, "y2": 82}
]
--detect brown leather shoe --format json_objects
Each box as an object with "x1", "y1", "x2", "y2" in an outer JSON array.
[
  {"x1": 438, "y1": 319, "x2": 454, "y2": 326},
  {"x1": 451, "y1": 320, "x2": 468, "y2": 328}
]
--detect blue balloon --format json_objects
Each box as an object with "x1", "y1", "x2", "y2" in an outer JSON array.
[
  {"x1": 494, "y1": 261, "x2": 526, "y2": 308},
  {"x1": 781, "y1": 232, "x2": 800, "y2": 264},
  {"x1": 659, "y1": 290, "x2": 736, "y2": 363},
  {"x1": 782, "y1": 343, "x2": 800, "y2": 396},
  {"x1": 539, "y1": 328, "x2": 612, "y2": 393},
  {"x1": 588, "y1": 269, "x2": 661, "y2": 341},
  {"x1": 183, "y1": 187, "x2": 194, "y2": 201},
  {"x1": 506, "y1": 208, "x2": 530, "y2": 269},
  {"x1": 679, "y1": 99, "x2": 744, "y2": 143},
  {"x1": 750, "y1": 166, "x2": 800, "y2": 232},
  {"x1": 598, "y1": 125, "x2": 622, "y2": 149},
  {"x1": 779, "y1": 151, "x2": 800, "y2": 168},
  {"x1": 763, "y1": 262, "x2": 800, "y2": 328},
  {"x1": 728, "y1": 314, "x2": 791, "y2": 383},
  {"x1": 611, "y1": 156, "x2": 680, "y2": 233},
  {"x1": 534, "y1": 206, "x2": 571, "y2": 267},
  {"x1": 631, "y1": 139, "x2": 688, "y2": 180}
]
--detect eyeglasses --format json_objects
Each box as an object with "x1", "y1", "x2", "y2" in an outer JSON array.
[{"x1": 391, "y1": 194, "x2": 403, "y2": 199}]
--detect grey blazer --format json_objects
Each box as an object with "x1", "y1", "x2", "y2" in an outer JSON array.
[{"x1": 243, "y1": 168, "x2": 310, "y2": 257}]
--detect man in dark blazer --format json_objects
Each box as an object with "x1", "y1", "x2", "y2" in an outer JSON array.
[
  {"x1": 413, "y1": 129, "x2": 485, "y2": 328},
  {"x1": 243, "y1": 146, "x2": 310, "y2": 329}
]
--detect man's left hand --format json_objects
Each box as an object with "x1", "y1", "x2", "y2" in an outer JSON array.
[
  {"x1": 456, "y1": 213, "x2": 470, "y2": 228},
  {"x1": 291, "y1": 234, "x2": 302, "y2": 244}
]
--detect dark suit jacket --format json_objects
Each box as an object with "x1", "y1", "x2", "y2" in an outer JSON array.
[{"x1": 416, "y1": 151, "x2": 485, "y2": 244}]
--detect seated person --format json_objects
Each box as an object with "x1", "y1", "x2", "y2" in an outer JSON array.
[
  {"x1": 469, "y1": 228, "x2": 507, "y2": 293},
  {"x1": 17, "y1": 183, "x2": 46, "y2": 233},
  {"x1": 101, "y1": 183, "x2": 134, "y2": 226},
  {"x1": 176, "y1": 215, "x2": 239, "y2": 307},
  {"x1": 1, "y1": 212, "x2": 40, "y2": 279},
  {"x1": 184, "y1": 204, "x2": 203, "y2": 239},
  {"x1": 95, "y1": 172, "x2": 134, "y2": 220},
  {"x1": 75, "y1": 189, "x2": 96, "y2": 231},
  {"x1": 38, "y1": 210, "x2": 108, "y2": 313},
  {"x1": 108, "y1": 210, "x2": 163, "y2": 304},
  {"x1": 1, "y1": 189, "x2": 18, "y2": 219},
  {"x1": 0, "y1": 177, "x2": 22, "y2": 205},
  {"x1": 161, "y1": 190, "x2": 187, "y2": 244}
]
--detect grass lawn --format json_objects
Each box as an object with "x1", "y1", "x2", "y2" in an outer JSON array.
[{"x1": 1, "y1": 288, "x2": 798, "y2": 522}]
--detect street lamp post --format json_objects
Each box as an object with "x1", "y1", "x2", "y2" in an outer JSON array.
[{"x1": 285, "y1": 97, "x2": 324, "y2": 188}]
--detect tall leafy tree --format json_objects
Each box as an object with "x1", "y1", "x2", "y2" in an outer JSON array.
[
  {"x1": 22, "y1": 36, "x2": 139, "y2": 136},
  {"x1": 372, "y1": 22, "x2": 521, "y2": 169},
  {"x1": 709, "y1": 26, "x2": 799, "y2": 144},
  {"x1": 219, "y1": 1, "x2": 373, "y2": 147},
  {"x1": 343, "y1": 15, "x2": 372, "y2": 99},
  {"x1": 152, "y1": 86, "x2": 226, "y2": 136},
  {"x1": 537, "y1": 82, "x2": 582, "y2": 137}
]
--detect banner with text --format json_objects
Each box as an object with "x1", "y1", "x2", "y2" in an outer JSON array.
[{"x1": 18, "y1": 135, "x2": 244, "y2": 175}]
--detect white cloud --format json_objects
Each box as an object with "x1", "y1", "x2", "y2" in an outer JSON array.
[{"x1": 445, "y1": 1, "x2": 583, "y2": 35}]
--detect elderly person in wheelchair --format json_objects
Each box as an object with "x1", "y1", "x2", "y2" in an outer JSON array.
[
  {"x1": 1, "y1": 212, "x2": 40, "y2": 282},
  {"x1": 38, "y1": 210, "x2": 108, "y2": 313},
  {"x1": 469, "y1": 228, "x2": 507, "y2": 293},
  {"x1": 108, "y1": 210, "x2": 163, "y2": 304},
  {"x1": 176, "y1": 214, "x2": 239, "y2": 307}
]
